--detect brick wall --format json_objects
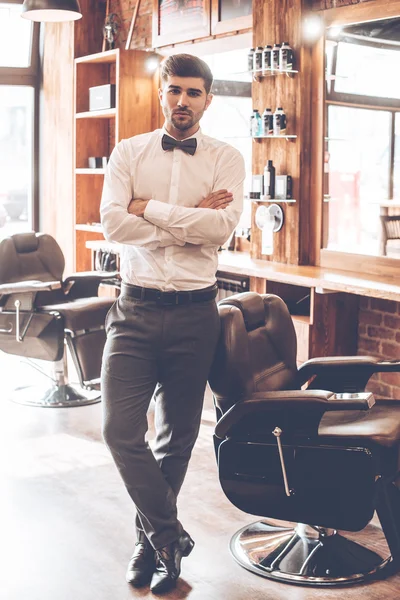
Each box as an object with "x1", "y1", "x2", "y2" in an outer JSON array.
[
  {"x1": 109, "y1": 0, "x2": 152, "y2": 49},
  {"x1": 358, "y1": 297, "x2": 400, "y2": 399}
]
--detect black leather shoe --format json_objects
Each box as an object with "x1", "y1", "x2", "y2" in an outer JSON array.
[
  {"x1": 126, "y1": 531, "x2": 156, "y2": 587},
  {"x1": 150, "y1": 532, "x2": 195, "y2": 594}
]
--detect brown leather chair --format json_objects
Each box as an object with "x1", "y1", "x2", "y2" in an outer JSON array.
[
  {"x1": 209, "y1": 292, "x2": 400, "y2": 586},
  {"x1": 0, "y1": 232, "x2": 117, "y2": 407}
]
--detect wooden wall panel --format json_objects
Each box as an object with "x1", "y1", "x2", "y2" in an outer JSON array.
[
  {"x1": 41, "y1": 23, "x2": 75, "y2": 276},
  {"x1": 75, "y1": 175, "x2": 104, "y2": 224},
  {"x1": 310, "y1": 291, "x2": 359, "y2": 357},
  {"x1": 118, "y1": 51, "x2": 161, "y2": 139},
  {"x1": 252, "y1": 0, "x2": 312, "y2": 266},
  {"x1": 74, "y1": 0, "x2": 107, "y2": 57}
]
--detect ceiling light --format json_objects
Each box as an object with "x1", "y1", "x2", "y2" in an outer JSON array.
[
  {"x1": 21, "y1": 0, "x2": 82, "y2": 22},
  {"x1": 303, "y1": 15, "x2": 324, "y2": 43}
]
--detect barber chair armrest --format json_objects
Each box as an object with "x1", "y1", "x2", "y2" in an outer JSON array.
[
  {"x1": 0, "y1": 280, "x2": 62, "y2": 296},
  {"x1": 64, "y1": 271, "x2": 119, "y2": 285},
  {"x1": 298, "y1": 355, "x2": 400, "y2": 389},
  {"x1": 63, "y1": 271, "x2": 120, "y2": 299},
  {"x1": 214, "y1": 389, "x2": 375, "y2": 440}
]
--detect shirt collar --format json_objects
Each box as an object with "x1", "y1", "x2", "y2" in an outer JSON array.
[{"x1": 161, "y1": 126, "x2": 202, "y2": 144}]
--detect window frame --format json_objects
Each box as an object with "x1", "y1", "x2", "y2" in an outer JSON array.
[
  {"x1": 326, "y1": 39, "x2": 400, "y2": 203},
  {"x1": 309, "y1": 0, "x2": 400, "y2": 276},
  {"x1": 0, "y1": 0, "x2": 40, "y2": 230}
]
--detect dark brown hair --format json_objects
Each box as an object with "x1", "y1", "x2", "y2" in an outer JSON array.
[{"x1": 160, "y1": 54, "x2": 213, "y2": 94}]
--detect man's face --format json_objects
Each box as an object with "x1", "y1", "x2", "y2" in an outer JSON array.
[{"x1": 158, "y1": 75, "x2": 212, "y2": 138}]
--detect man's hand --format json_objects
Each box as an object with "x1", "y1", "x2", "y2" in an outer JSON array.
[
  {"x1": 197, "y1": 189, "x2": 233, "y2": 210},
  {"x1": 128, "y1": 198, "x2": 149, "y2": 217}
]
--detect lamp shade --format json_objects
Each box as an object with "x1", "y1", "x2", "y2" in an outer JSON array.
[{"x1": 21, "y1": 0, "x2": 82, "y2": 22}]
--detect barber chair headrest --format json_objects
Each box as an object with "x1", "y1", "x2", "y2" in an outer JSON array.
[
  {"x1": 13, "y1": 232, "x2": 40, "y2": 254},
  {"x1": 0, "y1": 232, "x2": 65, "y2": 285},
  {"x1": 219, "y1": 292, "x2": 265, "y2": 331}
]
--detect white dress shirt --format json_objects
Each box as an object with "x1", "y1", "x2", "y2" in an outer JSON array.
[{"x1": 100, "y1": 127, "x2": 245, "y2": 291}]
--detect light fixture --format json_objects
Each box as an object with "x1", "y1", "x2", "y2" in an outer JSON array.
[
  {"x1": 146, "y1": 57, "x2": 159, "y2": 73},
  {"x1": 302, "y1": 14, "x2": 324, "y2": 43},
  {"x1": 21, "y1": 0, "x2": 82, "y2": 22}
]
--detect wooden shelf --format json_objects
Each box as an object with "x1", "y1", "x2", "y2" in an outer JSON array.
[
  {"x1": 75, "y1": 49, "x2": 118, "y2": 65},
  {"x1": 74, "y1": 49, "x2": 159, "y2": 271},
  {"x1": 253, "y1": 198, "x2": 296, "y2": 203},
  {"x1": 253, "y1": 135, "x2": 297, "y2": 140},
  {"x1": 75, "y1": 224, "x2": 103, "y2": 233},
  {"x1": 86, "y1": 240, "x2": 119, "y2": 251},
  {"x1": 76, "y1": 108, "x2": 116, "y2": 119},
  {"x1": 75, "y1": 168, "x2": 105, "y2": 175}
]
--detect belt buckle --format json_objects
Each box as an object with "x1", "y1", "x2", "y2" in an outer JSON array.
[{"x1": 160, "y1": 291, "x2": 176, "y2": 306}]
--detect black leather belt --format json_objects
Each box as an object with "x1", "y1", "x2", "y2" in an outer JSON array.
[{"x1": 121, "y1": 283, "x2": 218, "y2": 306}]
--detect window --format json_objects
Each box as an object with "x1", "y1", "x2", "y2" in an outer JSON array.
[
  {"x1": 394, "y1": 113, "x2": 400, "y2": 200},
  {"x1": 0, "y1": 3, "x2": 33, "y2": 68},
  {"x1": 201, "y1": 49, "x2": 253, "y2": 234},
  {"x1": 0, "y1": 86, "x2": 34, "y2": 233},
  {"x1": 326, "y1": 105, "x2": 391, "y2": 255},
  {"x1": 334, "y1": 42, "x2": 400, "y2": 100},
  {"x1": 0, "y1": 1, "x2": 39, "y2": 241},
  {"x1": 325, "y1": 31, "x2": 400, "y2": 257}
]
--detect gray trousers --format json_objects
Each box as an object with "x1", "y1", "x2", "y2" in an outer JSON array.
[{"x1": 101, "y1": 289, "x2": 220, "y2": 550}]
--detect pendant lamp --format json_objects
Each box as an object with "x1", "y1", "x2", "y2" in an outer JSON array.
[{"x1": 21, "y1": 0, "x2": 82, "y2": 22}]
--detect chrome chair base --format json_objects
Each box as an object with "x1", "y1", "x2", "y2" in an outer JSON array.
[
  {"x1": 10, "y1": 383, "x2": 101, "y2": 407},
  {"x1": 230, "y1": 520, "x2": 391, "y2": 586}
]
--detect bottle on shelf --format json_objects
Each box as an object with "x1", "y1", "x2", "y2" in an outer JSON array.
[
  {"x1": 250, "y1": 109, "x2": 262, "y2": 137},
  {"x1": 263, "y1": 159, "x2": 276, "y2": 199},
  {"x1": 280, "y1": 42, "x2": 294, "y2": 71},
  {"x1": 273, "y1": 107, "x2": 287, "y2": 136},
  {"x1": 272, "y1": 44, "x2": 281, "y2": 70},
  {"x1": 262, "y1": 45, "x2": 272, "y2": 74},
  {"x1": 262, "y1": 107, "x2": 273, "y2": 136},
  {"x1": 247, "y1": 48, "x2": 255, "y2": 71},
  {"x1": 253, "y1": 46, "x2": 263, "y2": 72}
]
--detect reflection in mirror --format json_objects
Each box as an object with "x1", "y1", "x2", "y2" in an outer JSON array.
[{"x1": 323, "y1": 17, "x2": 400, "y2": 258}]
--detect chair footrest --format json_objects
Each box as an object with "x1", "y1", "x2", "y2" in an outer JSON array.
[
  {"x1": 230, "y1": 519, "x2": 391, "y2": 586},
  {"x1": 10, "y1": 383, "x2": 101, "y2": 407}
]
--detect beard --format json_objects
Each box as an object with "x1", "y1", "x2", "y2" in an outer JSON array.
[{"x1": 166, "y1": 107, "x2": 203, "y2": 132}]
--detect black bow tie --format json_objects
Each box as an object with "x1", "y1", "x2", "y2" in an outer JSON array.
[{"x1": 161, "y1": 134, "x2": 197, "y2": 156}]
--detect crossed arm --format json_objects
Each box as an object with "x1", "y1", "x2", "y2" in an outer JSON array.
[{"x1": 100, "y1": 139, "x2": 244, "y2": 248}]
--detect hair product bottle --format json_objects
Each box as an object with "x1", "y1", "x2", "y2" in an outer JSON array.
[
  {"x1": 272, "y1": 44, "x2": 281, "y2": 70},
  {"x1": 262, "y1": 107, "x2": 273, "y2": 136},
  {"x1": 250, "y1": 109, "x2": 262, "y2": 137},
  {"x1": 280, "y1": 42, "x2": 294, "y2": 71},
  {"x1": 254, "y1": 46, "x2": 263, "y2": 72},
  {"x1": 262, "y1": 45, "x2": 272, "y2": 74},
  {"x1": 247, "y1": 48, "x2": 255, "y2": 71},
  {"x1": 273, "y1": 107, "x2": 287, "y2": 136},
  {"x1": 263, "y1": 159, "x2": 276, "y2": 199}
]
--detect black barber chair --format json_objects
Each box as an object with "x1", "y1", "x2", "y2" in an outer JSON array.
[
  {"x1": 0, "y1": 232, "x2": 117, "y2": 407},
  {"x1": 209, "y1": 292, "x2": 400, "y2": 586}
]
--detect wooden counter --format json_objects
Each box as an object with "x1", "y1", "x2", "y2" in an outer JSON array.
[
  {"x1": 86, "y1": 240, "x2": 400, "y2": 302},
  {"x1": 86, "y1": 241, "x2": 400, "y2": 361},
  {"x1": 217, "y1": 251, "x2": 400, "y2": 303}
]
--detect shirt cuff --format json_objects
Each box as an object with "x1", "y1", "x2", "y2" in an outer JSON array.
[{"x1": 144, "y1": 199, "x2": 173, "y2": 228}]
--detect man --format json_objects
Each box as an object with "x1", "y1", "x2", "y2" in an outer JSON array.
[{"x1": 100, "y1": 53, "x2": 245, "y2": 594}]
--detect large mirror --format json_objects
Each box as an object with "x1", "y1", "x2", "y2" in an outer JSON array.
[{"x1": 323, "y1": 16, "x2": 400, "y2": 259}]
